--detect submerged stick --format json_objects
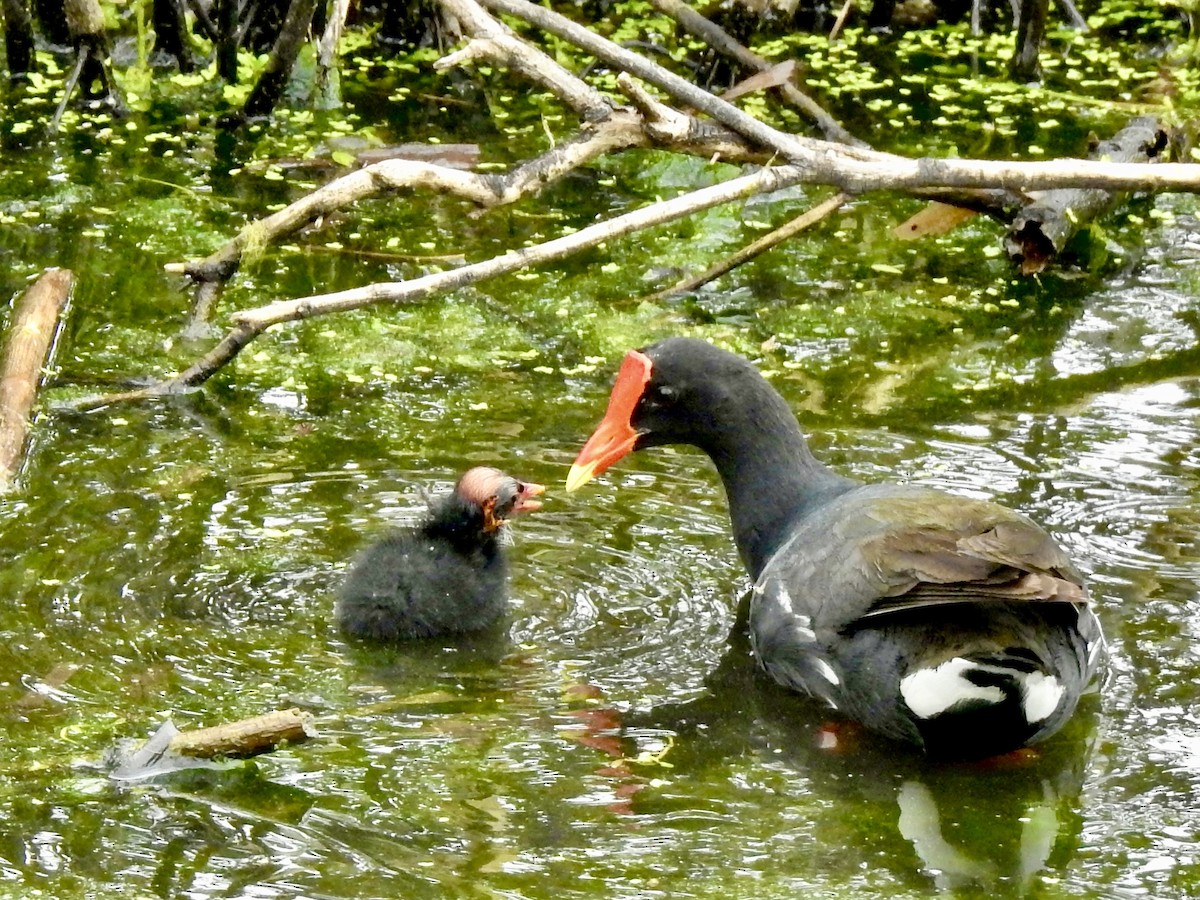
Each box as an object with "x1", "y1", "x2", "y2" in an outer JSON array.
[
  {"x1": 15, "y1": 662, "x2": 81, "y2": 712},
  {"x1": 0, "y1": 268, "x2": 73, "y2": 492},
  {"x1": 645, "y1": 191, "x2": 848, "y2": 302}
]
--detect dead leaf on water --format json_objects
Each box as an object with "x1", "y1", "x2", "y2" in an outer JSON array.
[{"x1": 894, "y1": 202, "x2": 977, "y2": 240}]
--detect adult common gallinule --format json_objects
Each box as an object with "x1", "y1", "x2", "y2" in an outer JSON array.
[
  {"x1": 567, "y1": 338, "x2": 1104, "y2": 758},
  {"x1": 337, "y1": 467, "x2": 544, "y2": 641}
]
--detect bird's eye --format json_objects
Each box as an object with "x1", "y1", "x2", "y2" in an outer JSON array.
[
  {"x1": 492, "y1": 482, "x2": 518, "y2": 511},
  {"x1": 644, "y1": 384, "x2": 676, "y2": 406}
]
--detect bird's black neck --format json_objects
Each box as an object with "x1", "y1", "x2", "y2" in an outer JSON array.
[
  {"x1": 693, "y1": 375, "x2": 855, "y2": 580},
  {"x1": 422, "y1": 495, "x2": 499, "y2": 554}
]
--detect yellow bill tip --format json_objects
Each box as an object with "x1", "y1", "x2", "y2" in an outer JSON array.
[{"x1": 565, "y1": 462, "x2": 596, "y2": 493}]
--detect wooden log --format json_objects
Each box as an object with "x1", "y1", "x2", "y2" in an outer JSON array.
[
  {"x1": 0, "y1": 268, "x2": 72, "y2": 493},
  {"x1": 169, "y1": 707, "x2": 316, "y2": 758},
  {"x1": 1004, "y1": 118, "x2": 1169, "y2": 274}
]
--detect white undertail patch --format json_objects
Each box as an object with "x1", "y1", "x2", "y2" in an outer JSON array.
[
  {"x1": 903, "y1": 658, "x2": 1065, "y2": 724},
  {"x1": 901, "y1": 657, "x2": 1005, "y2": 719},
  {"x1": 1020, "y1": 672, "x2": 1064, "y2": 723}
]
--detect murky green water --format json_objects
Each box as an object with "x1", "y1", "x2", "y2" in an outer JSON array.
[{"x1": 1, "y1": 18, "x2": 1199, "y2": 899}]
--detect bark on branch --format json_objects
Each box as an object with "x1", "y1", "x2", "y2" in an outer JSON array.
[
  {"x1": 0, "y1": 269, "x2": 72, "y2": 492},
  {"x1": 169, "y1": 707, "x2": 315, "y2": 758},
  {"x1": 439, "y1": 0, "x2": 611, "y2": 120},
  {"x1": 110, "y1": 708, "x2": 317, "y2": 780}
]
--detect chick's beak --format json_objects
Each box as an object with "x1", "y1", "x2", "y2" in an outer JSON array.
[{"x1": 511, "y1": 481, "x2": 545, "y2": 515}]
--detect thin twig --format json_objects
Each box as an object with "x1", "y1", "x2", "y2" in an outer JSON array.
[
  {"x1": 50, "y1": 50, "x2": 86, "y2": 133},
  {"x1": 644, "y1": 191, "x2": 848, "y2": 302},
  {"x1": 829, "y1": 0, "x2": 855, "y2": 42}
]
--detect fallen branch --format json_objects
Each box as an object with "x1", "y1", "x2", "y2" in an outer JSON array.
[
  {"x1": 71, "y1": 322, "x2": 260, "y2": 410},
  {"x1": 1005, "y1": 117, "x2": 1168, "y2": 274},
  {"x1": 110, "y1": 708, "x2": 317, "y2": 780},
  {"x1": 81, "y1": 164, "x2": 809, "y2": 410},
  {"x1": 173, "y1": 0, "x2": 1196, "y2": 315},
  {"x1": 230, "y1": 165, "x2": 807, "y2": 326},
  {"x1": 172, "y1": 111, "x2": 648, "y2": 288},
  {"x1": 439, "y1": 0, "x2": 611, "y2": 120},
  {"x1": 482, "y1": 0, "x2": 1200, "y2": 196},
  {"x1": 175, "y1": 0, "x2": 773, "y2": 309},
  {"x1": 0, "y1": 268, "x2": 72, "y2": 492}
]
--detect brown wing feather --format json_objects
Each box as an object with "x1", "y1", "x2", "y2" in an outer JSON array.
[
  {"x1": 857, "y1": 517, "x2": 1088, "y2": 620},
  {"x1": 753, "y1": 483, "x2": 1090, "y2": 633}
]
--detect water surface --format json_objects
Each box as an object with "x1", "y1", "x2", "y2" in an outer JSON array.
[{"x1": 1, "y1": 20, "x2": 1199, "y2": 900}]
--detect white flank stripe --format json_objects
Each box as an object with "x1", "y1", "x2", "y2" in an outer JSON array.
[
  {"x1": 813, "y1": 657, "x2": 841, "y2": 686},
  {"x1": 793, "y1": 614, "x2": 816, "y2": 642}
]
